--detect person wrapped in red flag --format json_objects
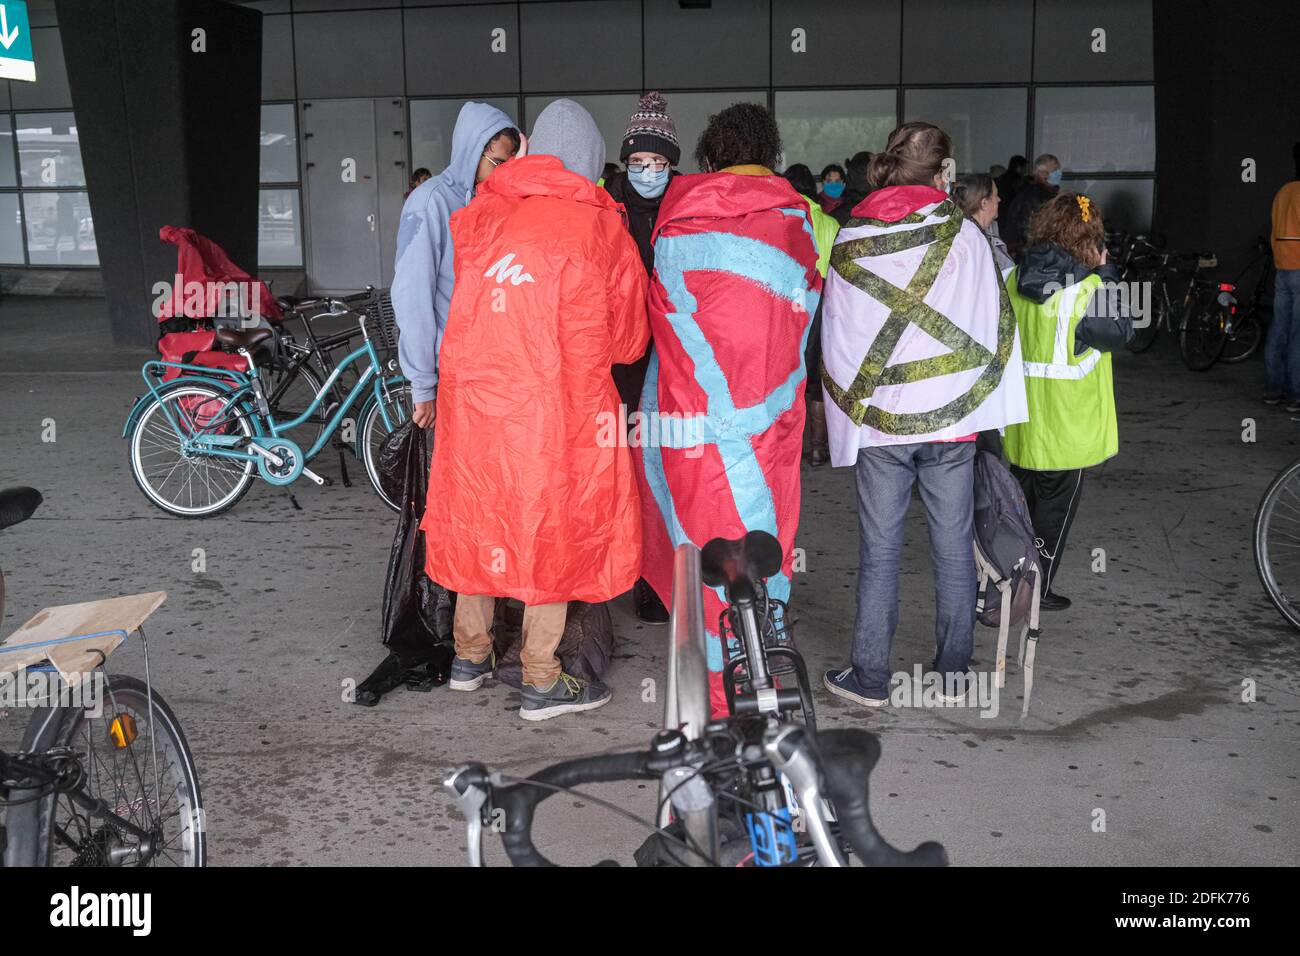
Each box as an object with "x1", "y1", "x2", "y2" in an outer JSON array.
[{"x1": 634, "y1": 103, "x2": 822, "y2": 717}]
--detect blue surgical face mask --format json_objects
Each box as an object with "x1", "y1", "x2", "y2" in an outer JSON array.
[
  {"x1": 822, "y1": 180, "x2": 846, "y2": 199},
  {"x1": 1047, "y1": 169, "x2": 1063, "y2": 187},
  {"x1": 631, "y1": 165, "x2": 670, "y2": 199}
]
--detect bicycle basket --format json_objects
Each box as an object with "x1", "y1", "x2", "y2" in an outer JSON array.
[{"x1": 363, "y1": 290, "x2": 400, "y2": 364}]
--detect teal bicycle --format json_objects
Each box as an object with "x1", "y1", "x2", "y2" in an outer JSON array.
[{"x1": 123, "y1": 303, "x2": 411, "y2": 518}]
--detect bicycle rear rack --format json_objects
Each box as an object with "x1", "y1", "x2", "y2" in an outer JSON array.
[{"x1": 718, "y1": 590, "x2": 817, "y2": 729}]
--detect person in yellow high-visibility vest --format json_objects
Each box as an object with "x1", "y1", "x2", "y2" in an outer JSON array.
[{"x1": 1002, "y1": 193, "x2": 1135, "y2": 611}]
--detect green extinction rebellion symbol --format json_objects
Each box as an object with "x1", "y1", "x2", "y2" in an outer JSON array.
[
  {"x1": 821, "y1": 202, "x2": 1017, "y2": 435},
  {"x1": 0, "y1": 1, "x2": 35, "y2": 83}
]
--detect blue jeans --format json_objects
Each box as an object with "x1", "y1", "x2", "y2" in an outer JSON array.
[
  {"x1": 850, "y1": 441, "x2": 976, "y2": 696},
  {"x1": 1264, "y1": 268, "x2": 1300, "y2": 399}
]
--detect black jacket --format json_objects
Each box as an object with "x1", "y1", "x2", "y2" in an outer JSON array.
[
  {"x1": 1016, "y1": 243, "x2": 1135, "y2": 354},
  {"x1": 994, "y1": 170, "x2": 1024, "y2": 209},
  {"x1": 603, "y1": 170, "x2": 675, "y2": 275}
]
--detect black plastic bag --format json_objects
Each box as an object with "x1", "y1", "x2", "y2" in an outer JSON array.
[
  {"x1": 491, "y1": 599, "x2": 615, "y2": 690},
  {"x1": 355, "y1": 422, "x2": 454, "y2": 706}
]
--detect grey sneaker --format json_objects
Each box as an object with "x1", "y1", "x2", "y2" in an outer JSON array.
[
  {"x1": 448, "y1": 651, "x2": 495, "y2": 691},
  {"x1": 519, "y1": 673, "x2": 611, "y2": 721}
]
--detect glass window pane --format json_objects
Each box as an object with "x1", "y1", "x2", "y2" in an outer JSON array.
[
  {"x1": 16, "y1": 112, "x2": 86, "y2": 188},
  {"x1": 0, "y1": 115, "x2": 15, "y2": 188},
  {"x1": 523, "y1": 91, "x2": 767, "y2": 174},
  {"x1": 409, "y1": 98, "x2": 517, "y2": 179},
  {"x1": 904, "y1": 87, "x2": 1028, "y2": 175},
  {"x1": 1065, "y1": 178, "x2": 1154, "y2": 233},
  {"x1": 1033, "y1": 86, "x2": 1155, "y2": 173},
  {"x1": 22, "y1": 191, "x2": 97, "y2": 265},
  {"x1": 0, "y1": 194, "x2": 23, "y2": 264},
  {"x1": 775, "y1": 89, "x2": 897, "y2": 177},
  {"x1": 260, "y1": 103, "x2": 298, "y2": 184},
  {"x1": 258, "y1": 188, "x2": 303, "y2": 267}
]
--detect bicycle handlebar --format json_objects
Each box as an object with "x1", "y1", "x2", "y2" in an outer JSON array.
[
  {"x1": 278, "y1": 286, "x2": 377, "y2": 317},
  {"x1": 447, "y1": 724, "x2": 948, "y2": 868},
  {"x1": 816, "y1": 728, "x2": 949, "y2": 867},
  {"x1": 492, "y1": 750, "x2": 659, "y2": 867}
]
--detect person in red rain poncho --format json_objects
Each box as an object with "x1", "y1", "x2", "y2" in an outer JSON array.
[{"x1": 422, "y1": 99, "x2": 649, "y2": 722}]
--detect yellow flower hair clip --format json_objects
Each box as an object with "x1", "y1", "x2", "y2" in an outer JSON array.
[{"x1": 1077, "y1": 195, "x2": 1092, "y2": 222}]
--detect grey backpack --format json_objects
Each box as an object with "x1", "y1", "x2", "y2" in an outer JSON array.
[{"x1": 972, "y1": 449, "x2": 1043, "y2": 716}]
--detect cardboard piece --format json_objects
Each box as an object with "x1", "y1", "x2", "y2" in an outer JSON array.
[{"x1": 0, "y1": 591, "x2": 167, "y2": 687}]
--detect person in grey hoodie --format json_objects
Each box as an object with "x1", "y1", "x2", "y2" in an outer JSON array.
[{"x1": 391, "y1": 102, "x2": 520, "y2": 428}]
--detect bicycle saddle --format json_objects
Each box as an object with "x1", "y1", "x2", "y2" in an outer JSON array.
[
  {"x1": 214, "y1": 327, "x2": 274, "y2": 353},
  {"x1": 700, "y1": 531, "x2": 783, "y2": 604},
  {"x1": 0, "y1": 487, "x2": 42, "y2": 532}
]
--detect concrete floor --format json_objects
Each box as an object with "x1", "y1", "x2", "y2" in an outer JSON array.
[{"x1": 1, "y1": 295, "x2": 1296, "y2": 867}]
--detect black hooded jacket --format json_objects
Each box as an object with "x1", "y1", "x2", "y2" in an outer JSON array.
[{"x1": 1016, "y1": 243, "x2": 1135, "y2": 354}]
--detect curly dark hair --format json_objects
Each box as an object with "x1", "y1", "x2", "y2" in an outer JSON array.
[
  {"x1": 694, "y1": 102, "x2": 782, "y2": 172},
  {"x1": 1027, "y1": 191, "x2": 1105, "y2": 265}
]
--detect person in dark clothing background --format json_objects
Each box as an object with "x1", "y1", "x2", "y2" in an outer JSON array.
[
  {"x1": 995, "y1": 154, "x2": 1028, "y2": 211},
  {"x1": 1000, "y1": 153, "x2": 1061, "y2": 260},
  {"x1": 603, "y1": 90, "x2": 680, "y2": 624},
  {"x1": 830, "y1": 150, "x2": 873, "y2": 226}
]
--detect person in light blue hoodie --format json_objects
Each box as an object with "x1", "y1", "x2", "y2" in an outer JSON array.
[{"x1": 391, "y1": 102, "x2": 521, "y2": 428}]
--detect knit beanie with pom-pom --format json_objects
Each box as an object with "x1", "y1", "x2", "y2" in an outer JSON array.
[{"x1": 619, "y1": 91, "x2": 680, "y2": 166}]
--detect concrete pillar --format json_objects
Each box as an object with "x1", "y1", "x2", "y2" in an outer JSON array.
[{"x1": 55, "y1": 0, "x2": 262, "y2": 346}]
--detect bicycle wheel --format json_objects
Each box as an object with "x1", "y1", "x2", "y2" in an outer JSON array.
[
  {"x1": 4, "y1": 675, "x2": 206, "y2": 867},
  {"x1": 1254, "y1": 458, "x2": 1300, "y2": 631},
  {"x1": 1219, "y1": 312, "x2": 1262, "y2": 364},
  {"x1": 1179, "y1": 303, "x2": 1227, "y2": 371},
  {"x1": 1127, "y1": 289, "x2": 1162, "y2": 354},
  {"x1": 259, "y1": 360, "x2": 326, "y2": 446},
  {"x1": 127, "y1": 382, "x2": 256, "y2": 517},
  {"x1": 359, "y1": 380, "x2": 412, "y2": 512}
]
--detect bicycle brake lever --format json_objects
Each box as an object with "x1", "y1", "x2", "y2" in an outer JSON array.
[
  {"x1": 443, "y1": 764, "x2": 491, "y2": 867},
  {"x1": 764, "y1": 725, "x2": 846, "y2": 867}
]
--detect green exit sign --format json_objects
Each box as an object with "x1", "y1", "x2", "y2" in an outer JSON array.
[{"x1": 0, "y1": 1, "x2": 35, "y2": 83}]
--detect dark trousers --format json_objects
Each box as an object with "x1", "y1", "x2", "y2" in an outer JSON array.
[
  {"x1": 1010, "y1": 465, "x2": 1085, "y2": 593},
  {"x1": 804, "y1": 298, "x2": 823, "y2": 405}
]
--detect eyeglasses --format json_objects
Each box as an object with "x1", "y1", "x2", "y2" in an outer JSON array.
[
  {"x1": 627, "y1": 160, "x2": 670, "y2": 174},
  {"x1": 482, "y1": 153, "x2": 510, "y2": 168}
]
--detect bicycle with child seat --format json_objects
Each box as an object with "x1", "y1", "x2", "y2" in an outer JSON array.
[
  {"x1": 445, "y1": 532, "x2": 947, "y2": 867},
  {"x1": 0, "y1": 487, "x2": 205, "y2": 866},
  {"x1": 123, "y1": 293, "x2": 412, "y2": 517}
]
